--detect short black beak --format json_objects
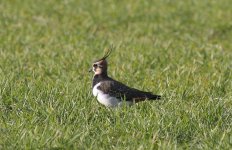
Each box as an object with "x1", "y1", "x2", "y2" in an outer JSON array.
[{"x1": 88, "y1": 68, "x2": 92, "y2": 72}]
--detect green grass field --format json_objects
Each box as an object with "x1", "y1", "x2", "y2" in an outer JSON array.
[{"x1": 1, "y1": 0, "x2": 232, "y2": 149}]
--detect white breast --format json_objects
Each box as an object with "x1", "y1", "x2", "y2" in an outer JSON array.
[
  {"x1": 92, "y1": 82, "x2": 120, "y2": 107},
  {"x1": 92, "y1": 83, "x2": 101, "y2": 97}
]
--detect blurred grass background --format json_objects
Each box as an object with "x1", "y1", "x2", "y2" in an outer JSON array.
[{"x1": 0, "y1": 0, "x2": 232, "y2": 149}]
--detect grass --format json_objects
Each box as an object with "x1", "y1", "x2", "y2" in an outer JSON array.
[{"x1": 0, "y1": 0, "x2": 232, "y2": 149}]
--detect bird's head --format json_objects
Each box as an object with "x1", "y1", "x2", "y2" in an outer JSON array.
[{"x1": 89, "y1": 48, "x2": 112, "y2": 76}]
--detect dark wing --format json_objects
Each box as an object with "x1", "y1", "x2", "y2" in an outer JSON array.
[{"x1": 97, "y1": 79, "x2": 160, "y2": 102}]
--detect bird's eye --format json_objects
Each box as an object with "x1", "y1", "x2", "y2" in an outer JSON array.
[{"x1": 93, "y1": 64, "x2": 98, "y2": 67}]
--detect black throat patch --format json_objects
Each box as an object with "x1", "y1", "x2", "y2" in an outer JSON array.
[{"x1": 92, "y1": 74, "x2": 109, "y2": 88}]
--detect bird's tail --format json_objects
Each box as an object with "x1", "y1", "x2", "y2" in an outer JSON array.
[{"x1": 146, "y1": 93, "x2": 161, "y2": 100}]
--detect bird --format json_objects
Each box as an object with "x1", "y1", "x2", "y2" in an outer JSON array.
[{"x1": 89, "y1": 48, "x2": 161, "y2": 107}]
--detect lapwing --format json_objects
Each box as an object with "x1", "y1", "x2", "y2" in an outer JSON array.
[{"x1": 90, "y1": 49, "x2": 161, "y2": 107}]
